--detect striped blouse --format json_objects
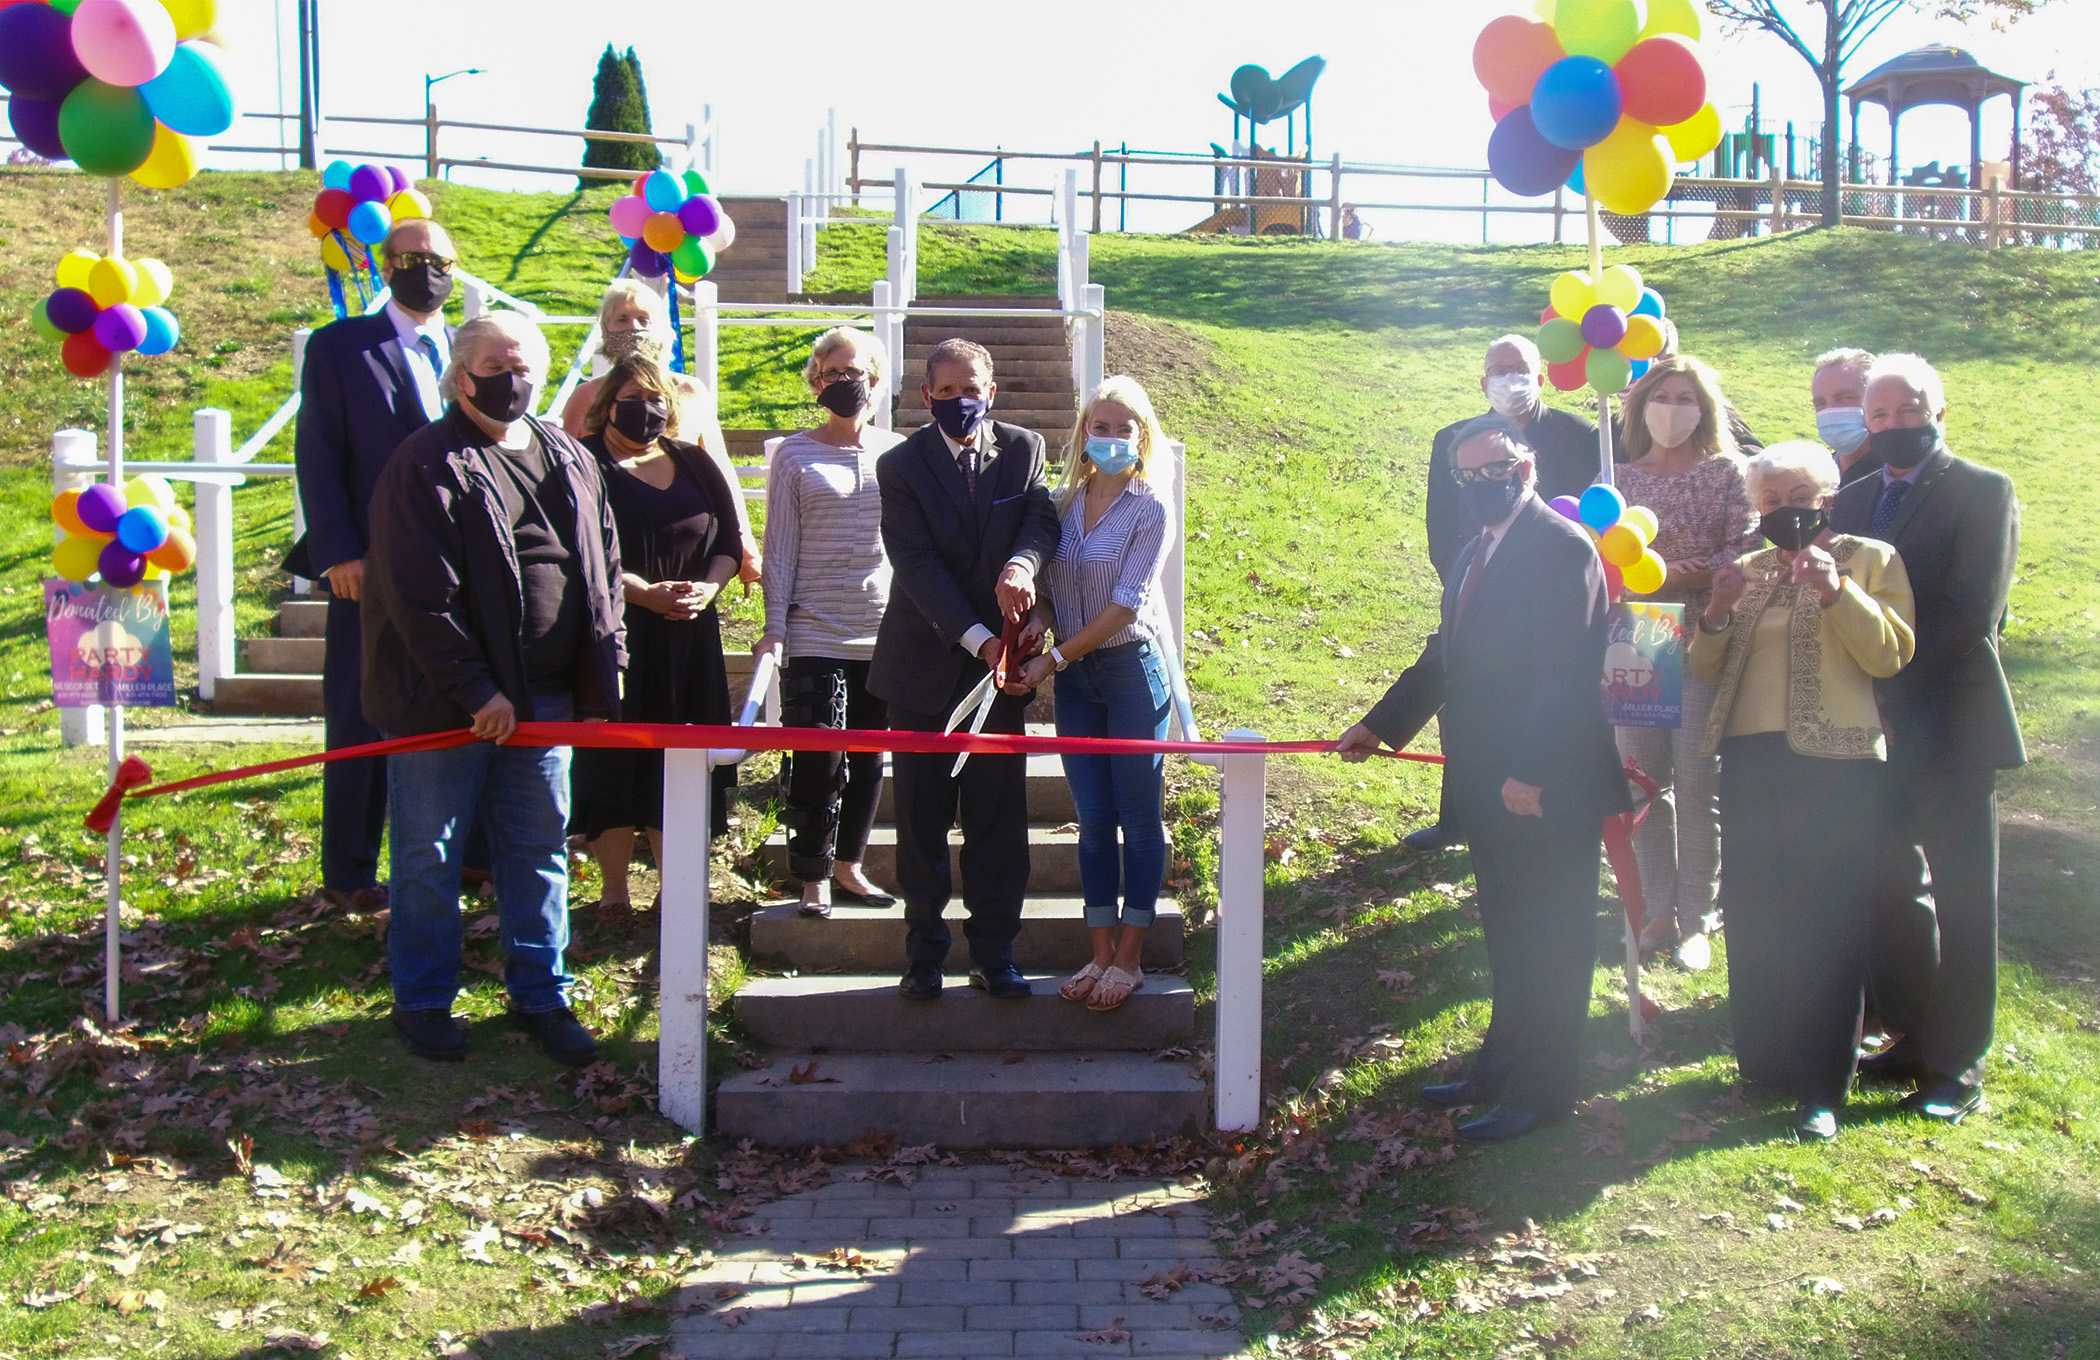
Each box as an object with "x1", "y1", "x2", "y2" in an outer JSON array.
[
  {"x1": 1045, "y1": 477, "x2": 1171, "y2": 650},
  {"x1": 762, "y1": 429, "x2": 903, "y2": 660}
]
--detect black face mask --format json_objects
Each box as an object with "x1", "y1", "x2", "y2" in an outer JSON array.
[
  {"x1": 1867, "y1": 422, "x2": 1938, "y2": 470},
  {"x1": 928, "y1": 394, "x2": 989, "y2": 441},
  {"x1": 1760, "y1": 506, "x2": 1826, "y2": 552},
  {"x1": 465, "y1": 369, "x2": 534, "y2": 424},
  {"x1": 818, "y1": 376, "x2": 870, "y2": 418},
  {"x1": 388, "y1": 263, "x2": 453, "y2": 314},
  {"x1": 1460, "y1": 474, "x2": 1525, "y2": 528},
  {"x1": 610, "y1": 398, "x2": 668, "y2": 445}
]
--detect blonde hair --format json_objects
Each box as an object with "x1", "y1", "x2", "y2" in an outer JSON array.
[
  {"x1": 1620, "y1": 354, "x2": 1738, "y2": 462},
  {"x1": 1055, "y1": 375, "x2": 1168, "y2": 512},
  {"x1": 596, "y1": 278, "x2": 672, "y2": 340},
  {"x1": 803, "y1": 326, "x2": 888, "y2": 395},
  {"x1": 583, "y1": 353, "x2": 684, "y2": 442}
]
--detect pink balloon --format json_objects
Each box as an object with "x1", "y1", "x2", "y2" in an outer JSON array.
[
  {"x1": 608, "y1": 193, "x2": 652, "y2": 237},
  {"x1": 70, "y1": 0, "x2": 178, "y2": 88}
]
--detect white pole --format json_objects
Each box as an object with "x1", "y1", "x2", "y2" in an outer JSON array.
[
  {"x1": 690, "y1": 278, "x2": 720, "y2": 429},
  {"x1": 193, "y1": 408, "x2": 236, "y2": 700},
  {"x1": 682, "y1": 120, "x2": 698, "y2": 175},
  {"x1": 1082, "y1": 281, "x2": 1105, "y2": 399},
  {"x1": 462, "y1": 279, "x2": 486, "y2": 320},
  {"x1": 892, "y1": 168, "x2": 915, "y2": 304},
  {"x1": 53, "y1": 429, "x2": 107, "y2": 747},
  {"x1": 785, "y1": 193, "x2": 801, "y2": 295},
  {"x1": 287, "y1": 330, "x2": 313, "y2": 594},
  {"x1": 104, "y1": 176, "x2": 126, "y2": 1026},
  {"x1": 657, "y1": 748, "x2": 714, "y2": 1132},
  {"x1": 870, "y1": 280, "x2": 895, "y2": 433},
  {"x1": 826, "y1": 106, "x2": 838, "y2": 199},
  {"x1": 1215, "y1": 729, "x2": 1266, "y2": 1132}
]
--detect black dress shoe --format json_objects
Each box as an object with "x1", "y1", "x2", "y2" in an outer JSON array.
[
  {"x1": 798, "y1": 897, "x2": 832, "y2": 919},
  {"x1": 391, "y1": 1006, "x2": 466, "y2": 1062},
  {"x1": 510, "y1": 1006, "x2": 600, "y2": 1067},
  {"x1": 1900, "y1": 1078, "x2": 1984, "y2": 1123},
  {"x1": 1402, "y1": 823, "x2": 1459, "y2": 852},
  {"x1": 832, "y1": 883, "x2": 897, "y2": 906},
  {"x1": 1421, "y1": 1081, "x2": 1484, "y2": 1110},
  {"x1": 968, "y1": 965, "x2": 1032, "y2": 999},
  {"x1": 1856, "y1": 1044, "x2": 1926, "y2": 1085},
  {"x1": 899, "y1": 966, "x2": 943, "y2": 999},
  {"x1": 1455, "y1": 1108, "x2": 1540, "y2": 1143},
  {"x1": 1794, "y1": 1104, "x2": 1839, "y2": 1142}
]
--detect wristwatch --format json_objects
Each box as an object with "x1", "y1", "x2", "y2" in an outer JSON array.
[{"x1": 1050, "y1": 646, "x2": 1070, "y2": 672}]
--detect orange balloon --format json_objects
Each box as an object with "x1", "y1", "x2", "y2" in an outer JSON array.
[
  {"x1": 308, "y1": 210, "x2": 330, "y2": 238},
  {"x1": 641, "y1": 211, "x2": 686, "y2": 253},
  {"x1": 52, "y1": 489, "x2": 92, "y2": 536},
  {"x1": 146, "y1": 525, "x2": 196, "y2": 572}
]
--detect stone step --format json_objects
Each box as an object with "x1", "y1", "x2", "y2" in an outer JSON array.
[
  {"x1": 241, "y1": 636, "x2": 325, "y2": 674},
  {"x1": 910, "y1": 357, "x2": 1069, "y2": 380},
  {"x1": 713, "y1": 1051, "x2": 1206, "y2": 1150},
  {"x1": 896, "y1": 395, "x2": 1075, "y2": 415},
  {"x1": 278, "y1": 599, "x2": 328, "y2": 638},
  {"x1": 913, "y1": 295, "x2": 1063, "y2": 309},
  {"x1": 734, "y1": 973, "x2": 1193, "y2": 1052},
  {"x1": 897, "y1": 374, "x2": 1072, "y2": 398},
  {"x1": 905, "y1": 327, "x2": 1070, "y2": 348},
  {"x1": 749, "y1": 895, "x2": 1184, "y2": 972},
  {"x1": 762, "y1": 824, "x2": 1081, "y2": 893},
  {"x1": 208, "y1": 673, "x2": 323, "y2": 717}
]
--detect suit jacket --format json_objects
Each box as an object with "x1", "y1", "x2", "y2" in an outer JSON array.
[
  {"x1": 1829, "y1": 444, "x2": 2024, "y2": 772},
  {"x1": 1426, "y1": 405, "x2": 1600, "y2": 582},
  {"x1": 869, "y1": 419, "x2": 1060, "y2": 715},
  {"x1": 286, "y1": 310, "x2": 452, "y2": 578},
  {"x1": 1364, "y1": 495, "x2": 1629, "y2": 826}
]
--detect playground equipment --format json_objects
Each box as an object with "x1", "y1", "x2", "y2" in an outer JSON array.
[{"x1": 1189, "y1": 56, "x2": 1326, "y2": 235}]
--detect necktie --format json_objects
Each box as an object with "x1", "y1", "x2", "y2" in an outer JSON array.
[
  {"x1": 962, "y1": 443, "x2": 979, "y2": 503},
  {"x1": 417, "y1": 333, "x2": 441, "y2": 371},
  {"x1": 1453, "y1": 533, "x2": 1493, "y2": 626},
  {"x1": 1870, "y1": 478, "x2": 1911, "y2": 539}
]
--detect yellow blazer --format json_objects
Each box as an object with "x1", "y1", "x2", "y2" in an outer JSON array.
[{"x1": 1688, "y1": 535, "x2": 1916, "y2": 759}]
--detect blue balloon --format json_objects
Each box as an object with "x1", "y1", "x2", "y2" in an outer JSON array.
[
  {"x1": 346, "y1": 199, "x2": 392, "y2": 246},
  {"x1": 1486, "y1": 106, "x2": 1582, "y2": 199},
  {"x1": 322, "y1": 159, "x2": 354, "y2": 190},
  {"x1": 642, "y1": 169, "x2": 686, "y2": 212},
  {"x1": 117, "y1": 505, "x2": 170, "y2": 554},
  {"x1": 136, "y1": 307, "x2": 180, "y2": 356},
  {"x1": 1632, "y1": 288, "x2": 1666, "y2": 319},
  {"x1": 1567, "y1": 161, "x2": 1586, "y2": 196},
  {"x1": 1579, "y1": 483, "x2": 1627, "y2": 531},
  {"x1": 140, "y1": 42, "x2": 234, "y2": 138},
  {"x1": 1531, "y1": 57, "x2": 1623, "y2": 152},
  {"x1": 1629, "y1": 358, "x2": 1652, "y2": 382}
]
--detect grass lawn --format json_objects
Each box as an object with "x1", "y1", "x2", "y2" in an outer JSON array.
[{"x1": 0, "y1": 169, "x2": 2097, "y2": 1358}]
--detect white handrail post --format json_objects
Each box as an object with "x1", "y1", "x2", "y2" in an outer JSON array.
[
  {"x1": 785, "y1": 193, "x2": 802, "y2": 295},
  {"x1": 657, "y1": 747, "x2": 714, "y2": 1132},
  {"x1": 690, "y1": 279, "x2": 720, "y2": 428},
  {"x1": 462, "y1": 279, "x2": 486, "y2": 320},
  {"x1": 802, "y1": 158, "x2": 819, "y2": 265},
  {"x1": 52, "y1": 428, "x2": 106, "y2": 747},
  {"x1": 682, "y1": 120, "x2": 698, "y2": 175},
  {"x1": 892, "y1": 168, "x2": 916, "y2": 304},
  {"x1": 193, "y1": 408, "x2": 237, "y2": 703},
  {"x1": 288, "y1": 329, "x2": 313, "y2": 596},
  {"x1": 1215, "y1": 728, "x2": 1266, "y2": 1132},
  {"x1": 870, "y1": 280, "x2": 895, "y2": 433},
  {"x1": 1060, "y1": 169, "x2": 1080, "y2": 308},
  {"x1": 826, "y1": 106, "x2": 838, "y2": 202},
  {"x1": 1082, "y1": 282, "x2": 1105, "y2": 400}
]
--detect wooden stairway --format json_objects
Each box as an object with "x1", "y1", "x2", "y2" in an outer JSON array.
[
  {"x1": 895, "y1": 294, "x2": 1077, "y2": 455},
  {"x1": 706, "y1": 196, "x2": 791, "y2": 305},
  {"x1": 209, "y1": 597, "x2": 325, "y2": 717}
]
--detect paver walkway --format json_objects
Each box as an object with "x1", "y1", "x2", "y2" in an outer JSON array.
[{"x1": 667, "y1": 1165, "x2": 1250, "y2": 1358}]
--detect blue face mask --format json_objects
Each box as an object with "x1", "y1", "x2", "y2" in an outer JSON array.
[
  {"x1": 1085, "y1": 437, "x2": 1139, "y2": 475},
  {"x1": 929, "y1": 394, "x2": 989, "y2": 441},
  {"x1": 1815, "y1": 406, "x2": 1868, "y2": 456}
]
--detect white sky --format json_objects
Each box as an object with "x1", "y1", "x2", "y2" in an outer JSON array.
[{"x1": 200, "y1": 0, "x2": 2099, "y2": 243}]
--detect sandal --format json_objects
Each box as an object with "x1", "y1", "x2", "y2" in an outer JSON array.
[
  {"x1": 1087, "y1": 965, "x2": 1143, "y2": 1012},
  {"x1": 1060, "y1": 963, "x2": 1106, "y2": 1002}
]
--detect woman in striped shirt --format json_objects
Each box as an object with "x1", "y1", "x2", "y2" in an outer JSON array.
[
  {"x1": 1010, "y1": 377, "x2": 1175, "y2": 1012},
  {"x1": 759, "y1": 327, "x2": 904, "y2": 917}
]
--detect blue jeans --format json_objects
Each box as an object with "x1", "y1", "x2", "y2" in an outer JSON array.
[
  {"x1": 387, "y1": 707, "x2": 575, "y2": 1014},
  {"x1": 1054, "y1": 640, "x2": 1171, "y2": 930}
]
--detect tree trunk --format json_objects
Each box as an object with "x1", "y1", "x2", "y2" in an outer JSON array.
[{"x1": 1819, "y1": 2, "x2": 1843, "y2": 226}]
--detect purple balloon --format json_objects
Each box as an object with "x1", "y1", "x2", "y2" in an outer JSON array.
[
  {"x1": 348, "y1": 164, "x2": 390, "y2": 203},
  {"x1": 93, "y1": 303, "x2": 148, "y2": 354},
  {"x1": 98, "y1": 541, "x2": 147, "y2": 589},
  {"x1": 1487, "y1": 106, "x2": 1582, "y2": 199},
  {"x1": 77, "y1": 483, "x2": 128, "y2": 535},
  {"x1": 8, "y1": 93, "x2": 66, "y2": 159},
  {"x1": 0, "y1": 2, "x2": 89, "y2": 102},
  {"x1": 46, "y1": 287, "x2": 100, "y2": 334},
  {"x1": 1548, "y1": 495, "x2": 1583, "y2": 522},
  {"x1": 1580, "y1": 304, "x2": 1629, "y2": 350},
  {"x1": 676, "y1": 195, "x2": 721, "y2": 238},
  {"x1": 628, "y1": 242, "x2": 669, "y2": 278},
  {"x1": 385, "y1": 165, "x2": 411, "y2": 195}
]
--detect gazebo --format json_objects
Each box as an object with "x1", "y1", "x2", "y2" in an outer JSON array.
[{"x1": 1846, "y1": 45, "x2": 2027, "y2": 189}]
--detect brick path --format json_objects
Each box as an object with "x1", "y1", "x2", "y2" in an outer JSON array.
[{"x1": 667, "y1": 1165, "x2": 1249, "y2": 1358}]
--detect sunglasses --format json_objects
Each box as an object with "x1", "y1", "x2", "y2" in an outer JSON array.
[
  {"x1": 1453, "y1": 459, "x2": 1523, "y2": 485},
  {"x1": 391, "y1": 251, "x2": 454, "y2": 272}
]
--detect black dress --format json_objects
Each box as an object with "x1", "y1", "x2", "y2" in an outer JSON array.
[{"x1": 570, "y1": 435, "x2": 736, "y2": 838}]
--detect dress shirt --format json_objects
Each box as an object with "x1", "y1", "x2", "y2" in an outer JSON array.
[
  {"x1": 937, "y1": 421, "x2": 1033, "y2": 658},
  {"x1": 386, "y1": 299, "x2": 449, "y2": 422},
  {"x1": 1045, "y1": 478, "x2": 1169, "y2": 650}
]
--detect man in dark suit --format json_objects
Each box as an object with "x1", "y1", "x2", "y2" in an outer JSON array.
[
  {"x1": 1341, "y1": 416, "x2": 1628, "y2": 1142},
  {"x1": 1409, "y1": 337, "x2": 1602, "y2": 854},
  {"x1": 871, "y1": 339, "x2": 1061, "y2": 1000},
  {"x1": 287, "y1": 218, "x2": 461, "y2": 910},
  {"x1": 1833, "y1": 353, "x2": 2023, "y2": 1123}
]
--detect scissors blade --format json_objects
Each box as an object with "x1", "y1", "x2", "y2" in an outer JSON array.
[{"x1": 948, "y1": 676, "x2": 998, "y2": 777}]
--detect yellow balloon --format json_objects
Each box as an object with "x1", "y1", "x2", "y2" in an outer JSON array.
[
  {"x1": 1622, "y1": 505, "x2": 1659, "y2": 540},
  {"x1": 53, "y1": 533, "x2": 106, "y2": 582},
  {"x1": 320, "y1": 233, "x2": 353, "y2": 271},
  {"x1": 1600, "y1": 523, "x2": 1648, "y2": 568},
  {"x1": 161, "y1": 0, "x2": 218, "y2": 39},
  {"x1": 124, "y1": 474, "x2": 177, "y2": 512},
  {"x1": 1549, "y1": 270, "x2": 1597, "y2": 321},
  {"x1": 88, "y1": 256, "x2": 140, "y2": 307},
  {"x1": 1620, "y1": 314, "x2": 1667, "y2": 360},
  {"x1": 1623, "y1": 549, "x2": 1668, "y2": 596},
  {"x1": 56, "y1": 249, "x2": 99, "y2": 291},
  {"x1": 1555, "y1": 0, "x2": 1641, "y2": 64},
  {"x1": 1595, "y1": 264, "x2": 1643, "y2": 311},
  {"x1": 1534, "y1": 0, "x2": 1558, "y2": 18},
  {"x1": 1584, "y1": 120, "x2": 1674, "y2": 216},
  {"x1": 1663, "y1": 104, "x2": 1724, "y2": 163},
  {"x1": 166, "y1": 504, "x2": 192, "y2": 532},
  {"x1": 131, "y1": 258, "x2": 175, "y2": 308},
  {"x1": 386, "y1": 188, "x2": 432, "y2": 221},
  {"x1": 131, "y1": 122, "x2": 200, "y2": 190},
  {"x1": 1640, "y1": 0, "x2": 1703, "y2": 42}
]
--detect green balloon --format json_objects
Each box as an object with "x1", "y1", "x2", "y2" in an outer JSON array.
[
  {"x1": 1537, "y1": 317, "x2": 1586, "y2": 365},
  {"x1": 682, "y1": 168, "x2": 710, "y2": 197},
  {"x1": 31, "y1": 298, "x2": 64, "y2": 344},
  {"x1": 671, "y1": 234, "x2": 715, "y2": 278},
  {"x1": 59, "y1": 80, "x2": 157, "y2": 178},
  {"x1": 48, "y1": 0, "x2": 82, "y2": 11},
  {"x1": 1586, "y1": 346, "x2": 1632, "y2": 394}
]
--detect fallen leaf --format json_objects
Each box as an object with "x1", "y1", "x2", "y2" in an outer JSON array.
[
  {"x1": 1076, "y1": 1317, "x2": 1133, "y2": 1344},
  {"x1": 603, "y1": 1336, "x2": 664, "y2": 1358},
  {"x1": 1620, "y1": 1224, "x2": 1667, "y2": 1242},
  {"x1": 1625, "y1": 1303, "x2": 1665, "y2": 1326},
  {"x1": 357, "y1": 1276, "x2": 402, "y2": 1300},
  {"x1": 1766, "y1": 1214, "x2": 1790, "y2": 1232},
  {"x1": 1808, "y1": 1277, "x2": 1845, "y2": 1296},
  {"x1": 787, "y1": 1061, "x2": 835, "y2": 1085},
  {"x1": 106, "y1": 1288, "x2": 166, "y2": 1314},
  {"x1": 261, "y1": 1327, "x2": 330, "y2": 1351},
  {"x1": 460, "y1": 1223, "x2": 502, "y2": 1264}
]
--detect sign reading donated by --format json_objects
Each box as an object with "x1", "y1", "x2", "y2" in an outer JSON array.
[
  {"x1": 1604, "y1": 601, "x2": 1687, "y2": 729},
  {"x1": 45, "y1": 579, "x2": 176, "y2": 708}
]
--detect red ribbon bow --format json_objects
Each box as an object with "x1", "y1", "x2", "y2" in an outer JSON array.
[{"x1": 85, "y1": 755, "x2": 155, "y2": 834}]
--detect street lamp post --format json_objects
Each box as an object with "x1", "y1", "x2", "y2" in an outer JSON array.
[{"x1": 423, "y1": 69, "x2": 484, "y2": 183}]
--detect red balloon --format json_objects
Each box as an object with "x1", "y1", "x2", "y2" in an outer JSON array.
[
  {"x1": 1547, "y1": 352, "x2": 1589, "y2": 392},
  {"x1": 1601, "y1": 559, "x2": 1625, "y2": 601},
  {"x1": 314, "y1": 187, "x2": 355, "y2": 231},
  {"x1": 1489, "y1": 94, "x2": 1519, "y2": 122},
  {"x1": 1540, "y1": 305, "x2": 1560, "y2": 324},
  {"x1": 62, "y1": 330, "x2": 113, "y2": 379},
  {"x1": 1473, "y1": 14, "x2": 1565, "y2": 108},
  {"x1": 1615, "y1": 35, "x2": 1707, "y2": 130}
]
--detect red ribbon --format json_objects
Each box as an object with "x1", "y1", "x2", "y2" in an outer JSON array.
[
  {"x1": 1601, "y1": 757, "x2": 1662, "y2": 938},
  {"x1": 85, "y1": 754, "x2": 155, "y2": 834}
]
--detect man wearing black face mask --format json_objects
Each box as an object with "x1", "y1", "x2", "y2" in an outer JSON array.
[
  {"x1": 1830, "y1": 354, "x2": 2024, "y2": 1124},
  {"x1": 1338, "y1": 417, "x2": 1629, "y2": 1143},
  {"x1": 285, "y1": 216, "x2": 462, "y2": 913}
]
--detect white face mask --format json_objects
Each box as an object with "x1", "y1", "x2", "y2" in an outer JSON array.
[
  {"x1": 1485, "y1": 373, "x2": 1539, "y2": 416},
  {"x1": 1644, "y1": 401, "x2": 1702, "y2": 450}
]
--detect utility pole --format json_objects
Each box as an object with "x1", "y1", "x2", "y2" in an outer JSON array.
[{"x1": 296, "y1": 0, "x2": 321, "y2": 170}]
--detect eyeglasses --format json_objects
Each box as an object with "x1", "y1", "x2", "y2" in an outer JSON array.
[
  {"x1": 818, "y1": 366, "x2": 867, "y2": 384},
  {"x1": 1453, "y1": 459, "x2": 1522, "y2": 485},
  {"x1": 392, "y1": 251, "x2": 454, "y2": 273}
]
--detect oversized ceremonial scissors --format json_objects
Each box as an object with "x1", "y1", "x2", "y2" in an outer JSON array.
[{"x1": 943, "y1": 616, "x2": 1026, "y2": 776}]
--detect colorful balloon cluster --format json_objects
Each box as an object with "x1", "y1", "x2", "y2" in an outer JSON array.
[
  {"x1": 307, "y1": 159, "x2": 431, "y2": 269},
  {"x1": 0, "y1": 0, "x2": 234, "y2": 189},
  {"x1": 1537, "y1": 264, "x2": 1666, "y2": 394},
  {"x1": 1474, "y1": 0, "x2": 1723, "y2": 215},
  {"x1": 608, "y1": 169, "x2": 736, "y2": 284},
  {"x1": 51, "y1": 474, "x2": 196, "y2": 589},
  {"x1": 1554, "y1": 484, "x2": 1666, "y2": 598},
  {"x1": 30, "y1": 247, "x2": 180, "y2": 378}
]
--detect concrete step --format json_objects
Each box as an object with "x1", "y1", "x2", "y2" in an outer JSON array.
[
  {"x1": 905, "y1": 327, "x2": 1070, "y2": 348},
  {"x1": 241, "y1": 636, "x2": 325, "y2": 674},
  {"x1": 208, "y1": 673, "x2": 323, "y2": 717},
  {"x1": 714, "y1": 1051, "x2": 1207, "y2": 1149},
  {"x1": 735, "y1": 973, "x2": 1193, "y2": 1052},
  {"x1": 762, "y1": 823, "x2": 1081, "y2": 893},
  {"x1": 913, "y1": 295, "x2": 1063, "y2": 309},
  {"x1": 749, "y1": 894, "x2": 1184, "y2": 972},
  {"x1": 278, "y1": 599, "x2": 328, "y2": 638},
  {"x1": 897, "y1": 373, "x2": 1073, "y2": 397},
  {"x1": 896, "y1": 397, "x2": 1076, "y2": 417},
  {"x1": 905, "y1": 348, "x2": 1072, "y2": 368}
]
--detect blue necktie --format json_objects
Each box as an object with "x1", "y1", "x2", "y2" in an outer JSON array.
[
  {"x1": 414, "y1": 335, "x2": 443, "y2": 419},
  {"x1": 1870, "y1": 478, "x2": 1911, "y2": 539}
]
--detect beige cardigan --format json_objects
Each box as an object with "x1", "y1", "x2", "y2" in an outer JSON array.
[{"x1": 1687, "y1": 536, "x2": 1916, "y2": 759}]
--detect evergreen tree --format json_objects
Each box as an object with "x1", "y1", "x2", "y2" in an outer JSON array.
[{"x1": 581, "y1": 44, "x2": 660, "y2": 187}]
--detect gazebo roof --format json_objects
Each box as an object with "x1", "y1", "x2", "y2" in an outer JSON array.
[{"x1": 1845, "y1": 45, "x2": 2025, "y2": 114}]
